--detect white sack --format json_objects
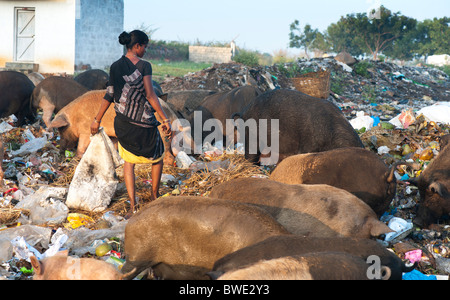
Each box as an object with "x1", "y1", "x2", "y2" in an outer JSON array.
[
  {"x1": 417, "y1": 102, "x2": 450, "y2": 125},
  {"x1": 66, "y1": 128, "x2": 123, "y2": 212}
]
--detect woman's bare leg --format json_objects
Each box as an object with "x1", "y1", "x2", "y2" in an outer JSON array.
[
  {"x1": 151, "y1": 160, "x2": 164, "y2": 200},
  {"x1": 123, "y1": 161, "x2": 136, "y2": 213}
]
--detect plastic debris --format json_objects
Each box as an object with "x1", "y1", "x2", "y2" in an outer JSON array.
[
  {"x1": 350, "y1": 111, "x2": 374, "y2": 131},
  {"x1": 175, "y1": 151, "x2": 195, "y2": 169},
  {"x1": 385, "y1": 217, "x2": 414, "y2": 243},
  {"x1": 403, "y1": 269, "x2": 436, "y2": 280},
  {"x1": 65, "y1": 213, "x2": 95, "y2": 230},
  {"x1": 404, "y1": 249, "x2": 422, "y2": 264}
]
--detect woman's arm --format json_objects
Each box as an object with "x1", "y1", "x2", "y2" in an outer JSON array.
[
  {"x1": 143, "y1": 75, "x2": 172, "y2": 137},
  {"x1": 90, "y1": 98, "x2": 112, "y2": 135}
]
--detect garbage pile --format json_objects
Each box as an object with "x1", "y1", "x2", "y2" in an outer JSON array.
[
  {"x1": 160, "y1": 62, "x2": 292, "y2": 93},
  {"x1": 0, "y1": 56, "x2": 450, "y2": 280}
]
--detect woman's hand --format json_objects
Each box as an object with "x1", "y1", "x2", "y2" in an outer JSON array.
[
  {"x1": 91, "y1": 118, "x2": 101, "y2": 135},
  {"x1": 161, "y1": 120, "x2": 173, "y2": 141}
]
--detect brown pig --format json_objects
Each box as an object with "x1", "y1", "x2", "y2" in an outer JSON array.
[
  {"x1": 30, "y1": 252, "x2": 134, "y2": 280},
  {"x1": 270, "y1": 147, "x2": 416, "y2": 217},
  {"x1": 208, "y1": 178, "x2": 392, "y2": 238},
  {"x1": 31, "y1": 76, "x2": 89, "y2": 127},
  {"x1": 211, "y1": 235, "x2": 414, "y2": 280},
  {"x1": 415, "y1": 134, "x2": 450, "y2": 227},
  {"x1": 48, "y1": 90, "x2": 191, "y2": 165},
  {"x1": 121, "y1": 196, "x2": 290, "y2": 280},
  {"x1": 216, "y1": 252, "x2": 391, "y2": 280}
]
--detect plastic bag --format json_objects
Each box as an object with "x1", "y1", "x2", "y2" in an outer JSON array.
[
  {"x1": 65, "y1": 213, "x2": 95, "y2": 229},
  {"x1": 417, "y1": 102, "x2": 450, "y2": 125},
  {"x1": 384, "y1": 217, "x2": 413, "y2": 243},
  {"x1": 350, "y1": 111, "x2": 374, "y2": 131},
  {"x1": 11, "y1": 137, "x2": 48, "y2": 157},
  {"x1": 175, "y1": 151, "x2": 195, "y2": 169}
]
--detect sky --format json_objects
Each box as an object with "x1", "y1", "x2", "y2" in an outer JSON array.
[{"x1": 124, "y1": 0, "x2": 449, "y2": 55}]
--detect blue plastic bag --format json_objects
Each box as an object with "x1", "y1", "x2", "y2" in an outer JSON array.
[{"x1": 402, "y1": 270, "x2": 436, "y2": 280}]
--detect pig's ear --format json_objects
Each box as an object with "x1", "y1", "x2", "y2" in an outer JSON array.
[
  {"x1": 30, "y1": 256, "x2": 42, "y2": 275},
  {"x1": 49, "y1": 114, "x2": 69, "y2": 129},
  {"x1": 428, "y1": 182, "x2": 447, "y2": 197}
]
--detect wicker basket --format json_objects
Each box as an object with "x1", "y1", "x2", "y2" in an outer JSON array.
[{"x1": 291, "y1": 70, "x2": 331, "y2": 99}]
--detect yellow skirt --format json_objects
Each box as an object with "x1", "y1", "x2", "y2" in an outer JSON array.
[{"x1": 118, "y1": 142, "x2": 164, "y2": 164}]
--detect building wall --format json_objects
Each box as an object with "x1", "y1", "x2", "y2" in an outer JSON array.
[
  {"x1": 75, "y1": 0, "x2": 124, "y2": 70},
  {"x1": 189, "y1": 46, "x2": 233, "y2": 64},
  {"x1": 427, "y1": 54, "x2": 450, "y2": 67},
  {"x1": 0, "y1": 0, "x2": 77, "y2": 74}
]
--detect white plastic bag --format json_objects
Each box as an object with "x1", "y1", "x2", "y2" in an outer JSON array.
[
  {"x1": 175, "y1": 151, "x2": 194, "y2": 169},
  {"x1": 417, "y1": 103, "x2": 450, "y2": 125},
  {"x1": 11, "y1": 136, "x2": 48, "y2": 156},
  {"x1": 350, "y1": 111, "x2": 374, "y2": 131}
]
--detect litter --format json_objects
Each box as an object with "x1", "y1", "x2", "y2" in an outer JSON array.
[
  {"x1": 11, "y1": 137, "x2": 48, "y2": 157},
  {"x1": 65, "y1": 128, "x2": 122, "y2": 212},
  {"x1": 417, "y1": 103, "x2": 450, "y2": 125},
  {"x1": 65, "y1": 213, "x2": 95, "y2": 230},
  {"x1": 403, "y1": 269, "x2": 436, "y2": 280},
  {"x1": 350, "y1": 111, "x2": 374, "y2": 131},
  {"x1": 175, "y1": 151, "x2": 195, "y2": 169},
  {"x1": 385, "y1": 217, "x2": 414, "y2": 243},
  {"x1": 404, "y1": 249, "x2": 422, "y2": 264}
]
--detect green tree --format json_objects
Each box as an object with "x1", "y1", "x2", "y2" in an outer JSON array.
[
  {"x1": 325, "y1": 6, "x2": 417, "y2": 60},
  {"x1": 415, "y1": 17, "x2": 450, "y2": 59},
  {"x1": 289, "y1": 21, "x2": 330, "y2": 58},
  {"x1": 382, "y1": 26, "x2": 419, "y2": 61},
  {"x1": 325, "y1": 17, "x2": 364, "y2": 56}
]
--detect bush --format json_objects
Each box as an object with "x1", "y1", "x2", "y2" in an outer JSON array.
[
  {"x1": 233, "y1": 50, "x2": 260, "y2": 67},
  {"x1": 145, "y1": 40, "x2": 189, "y2": 61},
  {"x1": 438, "y1": 65, "x2": 450, "y2": 77},
  {"x1": 354, "y1": 60, "x2": 373, "y2": 78}
]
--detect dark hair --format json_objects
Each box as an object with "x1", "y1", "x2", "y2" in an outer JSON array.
[{"x1": 118, "y1": 30, "x2": 149, "y2": 49}]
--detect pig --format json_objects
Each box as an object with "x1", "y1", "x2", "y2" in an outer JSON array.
[
  {"x1": 26, "y1": 72, "x2": 45, "y2": 86},
  {"x1": 74, "y1": 69, "x2": 109, "y2": 90},
  {"x1": 31, "y1": 76, "x2": 89, "y2": 127},
  {"x1": 211, "y1": 235, "x2": 414, "y2": 280},
  {"x1": 414, "y1": 134, "x2": 450, "y2": 227},
  {"x1": 233, "y1": 89, "x2": 364, "y2": 165},
  {"x1": 0, "y1": 70, "x2": 36, "y2": 126},
  {"x1": 165, "y1": 89, "x2": 216, "y2": 119},
  {"x1": 216, "y1": 252, "x2": 391, "y2": 280},
  {"x1": 48, "y1": 90, "x2": 190, "y2": 165},
  {"x1": 270, "y1": 147, "x2": 417, "y2": 217},
  {"x1": 208, "y1": 177, "x2": 392, "y2": 238},
  {"x1": 121, "y1": 196, "x2": 290, "y2": 280},
  {"x1": 186, "y1": 86, "x2": 262, "y2": 146},
  {"x1": 30, "y1": 251, "x2": 135, "y2": 280},
  {"x1": 439, "y1": 134, "x2": 450, "y2": 150}
]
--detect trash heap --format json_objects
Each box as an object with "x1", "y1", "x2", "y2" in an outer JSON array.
[{"x1": 0, "y1": 56, "x2": 450, "y2": 280}]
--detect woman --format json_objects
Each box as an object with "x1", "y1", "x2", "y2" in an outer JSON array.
[{"x1": 91, "y1": 30, "x2": 172, "y2": 218}]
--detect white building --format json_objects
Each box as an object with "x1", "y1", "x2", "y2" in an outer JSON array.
[
  {"x1": 427, "y1": 54, "x2": 450, "y2": 67},
  {"x1": 0, "y1": 0, "x2": 124, "y2": 74}
]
